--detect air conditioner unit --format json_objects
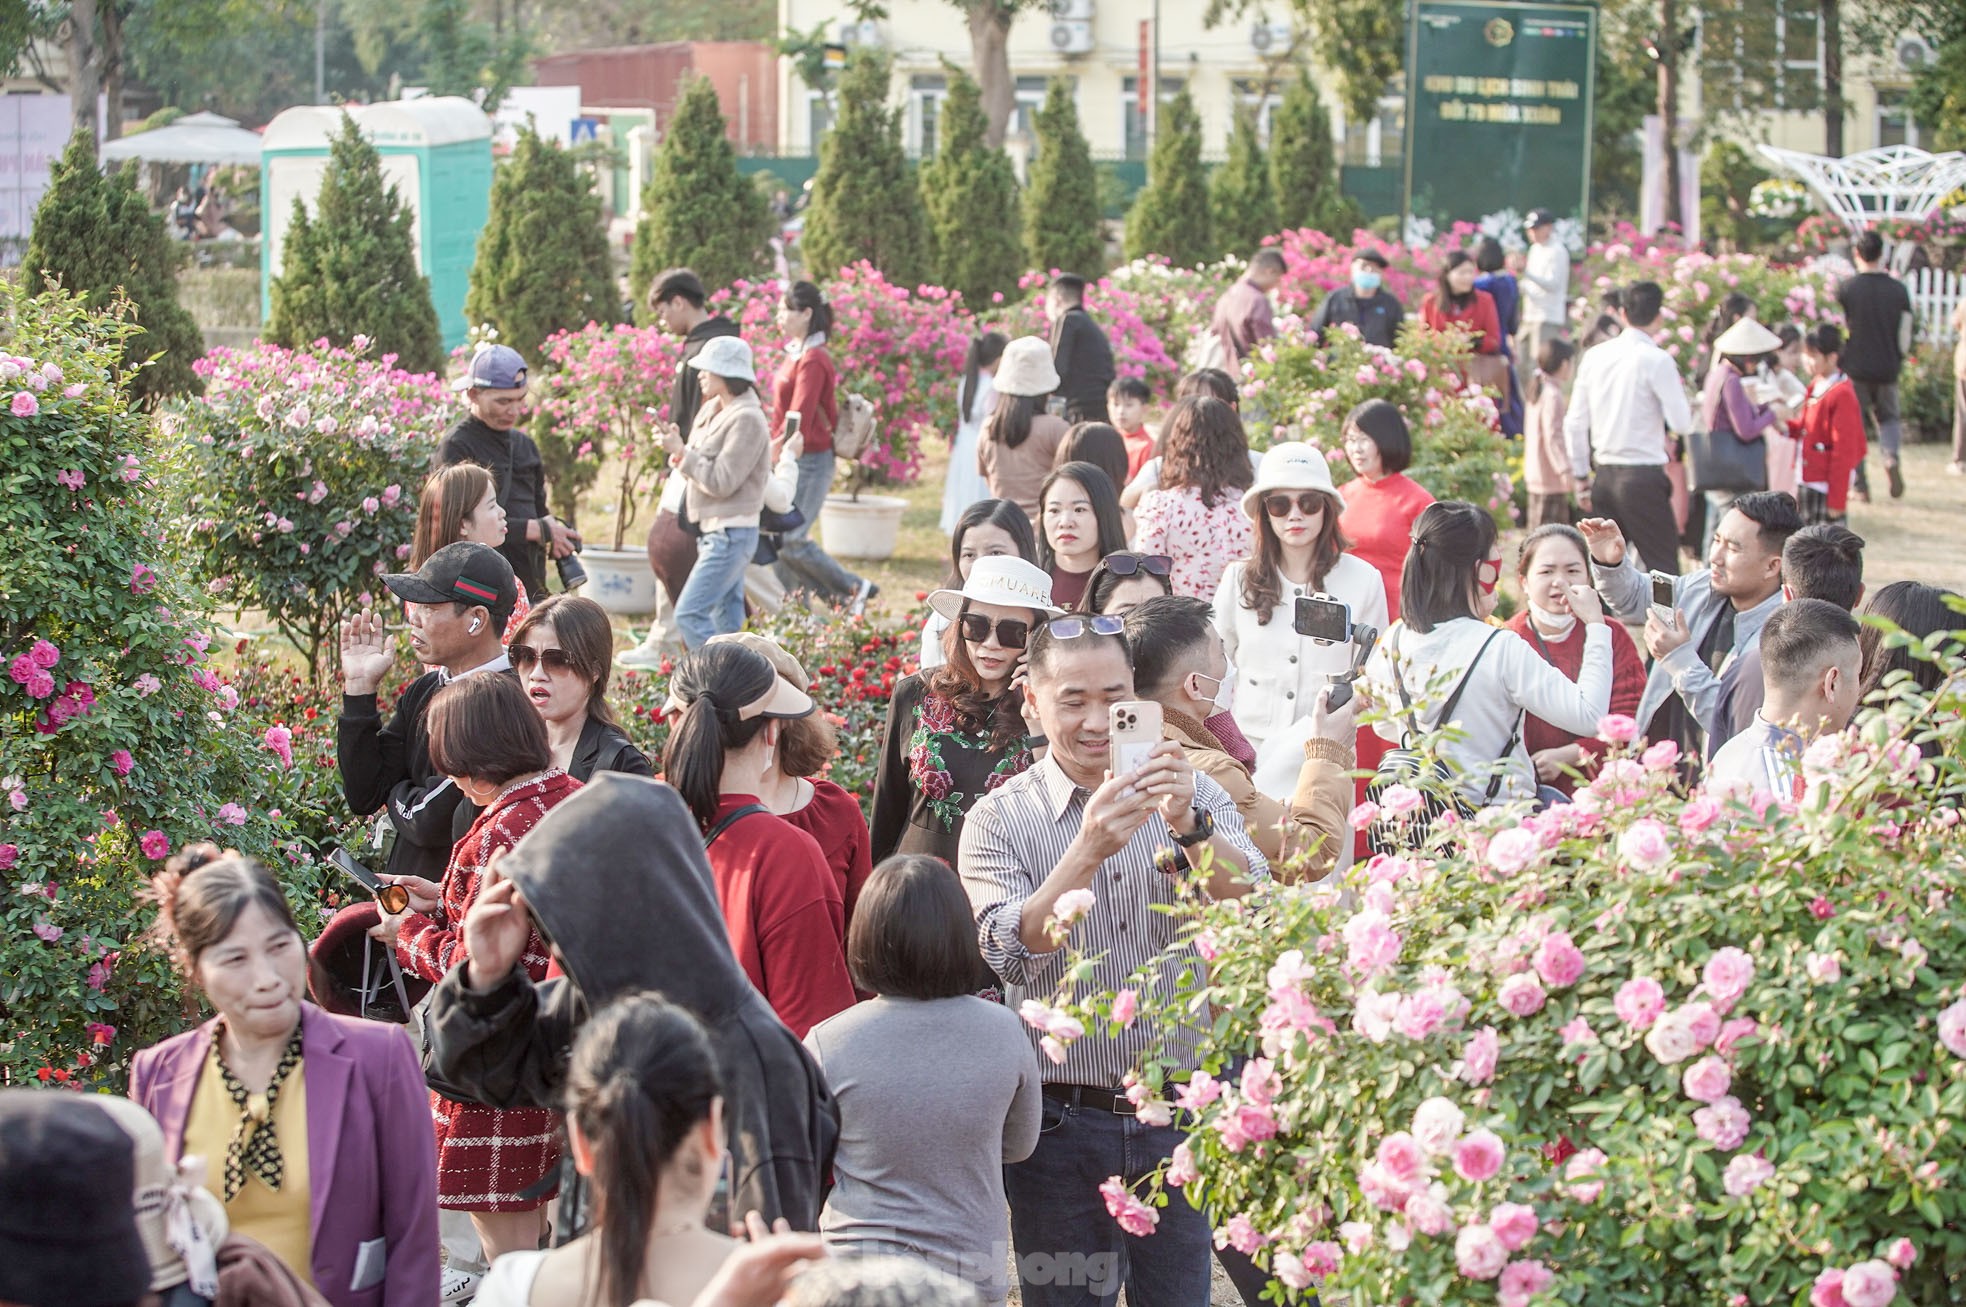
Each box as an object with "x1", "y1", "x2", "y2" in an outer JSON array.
[
  {"x1": 1050, "y1": 20, "x2": 1095, "y2": 55},
  {"x1": 1250, "y1": 22, "x2": 1294, "y2": 54},
  {"x1": 1896, "y1": 33, "x2": 1934, "y2": 70},
  {"x1": 838, "y1": 19, "x2": 883, "y2": 46},
  {"x1": 1048, "y1": 0, "x2": 1095, "y2": 19}
]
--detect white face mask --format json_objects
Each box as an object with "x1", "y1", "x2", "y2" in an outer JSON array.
[
  {"x1": 1193, "y1": 657, "x2": 1237, "y2": 715},
  {"x1": 1527, "y1": 601, "x2": 1576, "y2": 637}
]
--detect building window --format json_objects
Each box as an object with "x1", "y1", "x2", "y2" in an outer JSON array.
[
  {"x1": 1876, "y1": 87, "x2": 1920, "y2": 149},
  {"x1": 1230, "y1": 78, "x2": 1286, "y2": 143},
  {"x1": 1342, "y1": 96, "x2": 1403, "y2": 168},
  {"x1": 807, "y1": 90, "x2": 832, "y2": 148},
  {"x1": 1704, "y1": 0, "x2": 1824, "y2": 114},
  {"x1": 1007, "y1": 76, "x2": 1055, "y2": 143},
  {"x1": 909, "y1": 74, "x2": 948, "y2": 157},
  {"x1": 1121, "y1": 76, "x2": 1186, "y2": 160}
]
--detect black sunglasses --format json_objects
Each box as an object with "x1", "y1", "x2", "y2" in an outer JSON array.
[
  {"x1": 959, "y1": 612, "x2": 1031, "y2": 650},
  {"x1": 1102, "y1": 554, "x2": 1172, "y2": 578},
  {"x1": 1045, "y1": 614, "x2": 1126, "y2": 640},
  {"x1": 510, "y1": 645, "x2": 579, "y2": 674},
  {"x1": 1264, "y1": 492, "x2": 1328, "y2": 519}
]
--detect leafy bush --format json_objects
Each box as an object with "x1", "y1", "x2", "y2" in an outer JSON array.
[
  {"x1": 919, "y1": 65, "x2": 1025, "y2": 307},
  {"x1": 531, "y1": 321, "x2": 682, "y2": 550},
  {"x1": 1268, "y1": 73, "x2": 1352, "y2": 238},
  {"x1": 801, "y1": 50, "x2": 930, "y2": 287},
  {"x1": 1041, "y1": 653, "x2": 1966, "y2": 1305},
  {"x1": 1899, "y1": 347, "x2": 1956, "y2": 445},
  {"x1": 1210, "y1": 109, "x2": 1279, "y2": 260},
  {"x1": 0, "y1": 283, "x2": 295, "y2": 1089},
  {"x1": 628, "y1": 74, "x2": 774, "y2": 306},
  {"x1": 1124, "y1": 89, "x2": 1214, "y2": 267},
  {"x1": 163, "y1": 340, "x2": 454, "y2": 675},
  {"x1": 1024, "y1": 78, "x2": 1105, "y2": 277}
]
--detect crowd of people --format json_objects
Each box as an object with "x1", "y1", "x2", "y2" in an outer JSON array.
[{"x1": 8, "y1": 215, "x2": 1963, "y2": 1307}]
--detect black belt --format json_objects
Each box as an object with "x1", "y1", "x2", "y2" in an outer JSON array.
[{"x1": 1043, "y1": 1082, "x2": 1137, "y2": 1115}]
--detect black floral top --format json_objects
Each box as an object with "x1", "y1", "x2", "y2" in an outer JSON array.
[{"x1": 870, "y1": 673, "x2": 1033, "y2": 868}]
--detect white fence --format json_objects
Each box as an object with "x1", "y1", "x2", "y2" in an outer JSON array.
[{"x1": 1909, "y1": 267, "x2": 1963, "y2": 346}]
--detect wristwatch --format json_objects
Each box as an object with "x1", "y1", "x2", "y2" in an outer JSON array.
[{"x1": 1170, "y1": 806, "x2": 1214, "y2": 847}]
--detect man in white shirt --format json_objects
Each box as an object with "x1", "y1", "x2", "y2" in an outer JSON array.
[
  {"x1": 1707, "y1": 599, "x2": 1861, "y2": 797},
  {"x1": 1563, "y1": 281, "x2": 1696, "y2": 575},
  {"x1": 1516, "y1": 208, "x2": 1570, "y2": 385}
]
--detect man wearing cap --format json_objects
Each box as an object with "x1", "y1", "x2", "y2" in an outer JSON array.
[
  {"x1": 436, "y1": 343, "x2": 575, "y2": 603},
  {"x1": 1516, "y1": 208, "x2": 1570, "y2": 386},
  {"x1": 338, "y1": 541, "x2": 521, "y2": 887},
  {"x1": 1308, "y1": 250, "x2": 1404, "y2": 349}
]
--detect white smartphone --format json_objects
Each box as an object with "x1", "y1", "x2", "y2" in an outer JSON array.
[
  {"x1": 1109, "y1": 700, "x2": 1164, "y2": 776},
  {"x1": 1649, "y1": 570, "x2": 1677, "y2": 624}
]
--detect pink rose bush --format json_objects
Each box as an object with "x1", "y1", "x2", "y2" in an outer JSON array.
[{"x1": 1034, "y1": 692, "x2": 1966, "y2": 1302}]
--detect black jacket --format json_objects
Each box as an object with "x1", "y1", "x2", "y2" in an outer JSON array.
[
  {"x1": 674, "y1": 316, "x2": 742, "y2": 441},
  {"x1": 1049, "y1": 306, "x2": 1115, "y2": 407},
  {"x1": 419, "y1": 774, "x2": 840, "y2": 1230},
  {"x1": 568, "y1": 715, "x2": 654, "y2": 782},
  {"x1": 336, "y1": 668, "x2": 514, "y2": 882},
  {"x1": 1310, "y1": 286, "x2": 1405, "y2": 349},
  {"x1": 433, "y1": 416, "x2": 550, "y2": 600}
]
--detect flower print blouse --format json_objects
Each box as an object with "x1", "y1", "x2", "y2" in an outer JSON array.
[
  {"x1": 1133, "y1": 485, "x2": 1257, "y2": 600},
  {"x1": 870, "y1": 673, "x2": 1033, "y2": 868}
]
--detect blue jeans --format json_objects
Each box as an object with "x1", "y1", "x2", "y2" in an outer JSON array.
[
  {"x1": 676, "y1": 525, "x2": 756, "y2": 648},
  {"x1": 773, "y1": 450, "x2": 863, "y2": 600},
  {"x1": 1004, "y1": 1097, "x2": 1213, "y2": 1307}
]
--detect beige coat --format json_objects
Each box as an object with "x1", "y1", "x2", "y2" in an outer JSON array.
[
  {"x1": 978, "y1": 411, "x2": 1068, "y2": 521},
  {"x1": 679, "y1": 389, "x2": 771, "y2": 530},
  {"x1": 1164, "y1": 707, "x2": 1352, "y2": 882}
]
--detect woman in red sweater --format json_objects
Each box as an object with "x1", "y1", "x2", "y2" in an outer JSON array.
[
  {"x1": 1420, "y1": 251, "x2": 1505, "y2": 364},
  {"x1": 1503, "y1": 525, "x2": 1646, "y2": 797},
  {"x1": 1790, "y1": 324, "x2": 1867, "y2": 525},
  {"x1": 663, "y1": 640, "x2": 857, "y2": 1037},
  {"x1": 772, "y1": 280, "x2": 874, "y2": 610},
  {"x1": 1336, "y1": 400, "x2": 1436, "y2": 622}
]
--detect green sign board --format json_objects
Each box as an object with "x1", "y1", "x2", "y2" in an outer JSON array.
[{"x1": 1403, "y1": 0, "x2": 1596, "y2": 228}]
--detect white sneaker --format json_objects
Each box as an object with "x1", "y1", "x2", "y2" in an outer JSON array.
[
  {"x1": 441, "y1": 1266, "x2": 482, "y2": 1304},
  {"x1": 614, "y1": 639, "x2": 671, "y2": 671},
  {"x1": 848, "y1": 579, "x2": 879, "y2": 618}
]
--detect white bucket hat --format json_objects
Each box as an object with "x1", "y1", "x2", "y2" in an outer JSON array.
[
  {"x1": 1242, "y1": 441, "x2": 1342, "y2": 522},
  {"x1": 993, "y1": 336, "x2": 1062, "y2": 398},
  {"x1": 687, "y1": 335, "x2": 758, "y2": 383},
  {"x1": 1712, "y1": 317, "x2": 1783, "y2": 359},
  {"x1": 928, "y1": 555, "x2": 1065, "y2": 621}
]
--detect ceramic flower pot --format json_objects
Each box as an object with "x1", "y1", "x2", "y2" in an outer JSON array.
[
  {"x1": 819, "y1": 494, "x2": 907, "y2": 560},
  {"x1": 581, "y1": 547, "x2": 659, "y2": 615}
]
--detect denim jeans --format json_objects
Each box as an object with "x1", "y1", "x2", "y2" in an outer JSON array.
[
  {"x1": 773, "y1": 450, "x2": 863, "y2": 600},
  {"x1": 1003, "y1": 1097, "x2": 1212, "y2": 1307},
  {"x1": 676, "y1": 525, "x2": 756, "y2": 648}
]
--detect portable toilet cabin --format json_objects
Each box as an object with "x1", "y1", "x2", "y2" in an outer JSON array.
[{"x1": 260, "y1": 97, "x2": 492, "y2": 353}]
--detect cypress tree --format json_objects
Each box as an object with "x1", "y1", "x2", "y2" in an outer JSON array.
[
  {"x1": 1023, "y1": 78, "x2": 1102, "y2": 276},
  {"x1": 1124, "y1": 87, "x2": 1212, "y2": 266},
  {"x1": 466, "y1": 121, "x2": 618, "y2": 358},
  {"x1": 1210, "y1": 106, "x2": 1279, "y2": 257},
  {"x1": 1270, "y1": 73, "x2": 1352, "y2": 235},
  {"x1": 24, "y1": 130, "x2": 204, "y2": 404},
  {"x1": 802, "y1": 49, "x2": 930, "y2": 285},
  {"x1": 267, "y1": 114, "x2": 443, "y2": 374},
  {"x1": 629, "y1": 75, "x2": 773, "y2": 313},
  {"x1": 919, "y1": 64, "x2": 1023, "y2": 305}
]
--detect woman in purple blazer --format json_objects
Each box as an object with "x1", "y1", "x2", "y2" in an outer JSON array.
[{"x1": 129, "y1": 847, "x2": 439, "y2": 1307}]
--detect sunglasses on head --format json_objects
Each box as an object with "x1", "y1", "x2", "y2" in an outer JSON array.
[
  {"x1": 1264, "y1": 492, "x2": 1328, "y2": 519},
  {"x1": 1102, "y1": 554, "x2": 1172, "y2": 578},
  {"x1": 510, "y1": 645, "x2": 579, "y2": 674},
  {"x1": 1045, "y1": 614, "x2": 1126, "y2": 640},
  {"x1": 960, "y1": 612, "x2": 1031, "y2": 649}
]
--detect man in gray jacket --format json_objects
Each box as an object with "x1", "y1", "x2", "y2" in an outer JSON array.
[{"x1": 1580, "y1": 490, "x2": 1802, "y2": 763}]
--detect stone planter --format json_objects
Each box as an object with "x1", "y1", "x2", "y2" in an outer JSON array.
[
  {"x1": 582, "y1": 547, "x2": 659, "y2": 616},
  {"x1": 819, "y1": 494, "x2": 907, "y2": 561}
]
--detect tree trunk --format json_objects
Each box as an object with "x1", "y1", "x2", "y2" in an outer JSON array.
[
  {"x1": 1821, "y1": 0, "x2": 1843, "y2": 157},
  {"x1": 1658, "y1": 0, "x2": 1681, "y2": 233},
  {"x1": 99, "y1": 0, "x2": 123, "y2": 140},
  {"x1": 969, "y1": 0, "x2": 1015, "y2": 148},
  {"x1": 68, "y1": 0, "x2": 99, "y2": 142}
]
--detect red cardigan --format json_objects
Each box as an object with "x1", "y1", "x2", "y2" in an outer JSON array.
[
  {"x1": 1505, "y1": 612, "x2": 1647, "y2": 795},
  {"x1": 1421, "y1": 289, "x2": 1504, "y2": 353},
  {"x1": 780, "y1": 777, "x2": 874, "y2": 929},
  {"x1": 772, "y1": 346, "x2": 839, "y2": 454},
  {"x1": 1788, "y1": 375, "x2": 1866, "y2": 513}
]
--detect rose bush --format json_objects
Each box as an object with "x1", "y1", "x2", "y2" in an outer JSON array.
[
  {"x1": 1, "y1": 284, "x2": 303, "y2": 1089},
  {"x1": 162, "y1": 339, "x2": 454, "y2": 676},
  {"x1": 1042, "y1": 632, "x2": 1966, "y2": 1304}
]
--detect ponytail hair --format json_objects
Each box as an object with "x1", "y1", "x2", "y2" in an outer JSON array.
[
  {"x1": 661, "y1": 643, "x2": 776, "y2": 829},
  {"x1": 961, "y1": 332, "x2": 1008, "y2": 424},
  {"x1": 786, "y1": 280, "x2": 833, "y2": 339},
  {"x1": 565, "y1": 992, "x2": 724, "y2": 1307}
]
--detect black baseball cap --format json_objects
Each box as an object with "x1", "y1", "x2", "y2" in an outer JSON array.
[
  {"x1": 383, "y1": 541, "x2": 518, "y2": 625},
  {"x1": 0, "y1": 1092, "x2": 152, "y2": 1307},
  {"x1": 1524, "y1": 208, "x2": 1557, "y2": 230},
  {"x1": 1351, "y1": 249, "x2": 1390, "y2": 268}
]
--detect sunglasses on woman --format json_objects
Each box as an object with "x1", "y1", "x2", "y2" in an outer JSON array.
[
  {"x1": 510, "y1": 645, "x2": 579, "y2": 674},
  {"x1": 1101, "y1": 554, "x2": 1172, "y2": 578},
  {"x1": 1045, "y1": 614, "x2": 1126, "y2": 640},
  {"x1": 1264, "y1": 492, "x2": 1327, "y2": 519},
  {"x1": 960, "y1": 613, "x2": 1032, "y2": 649}
]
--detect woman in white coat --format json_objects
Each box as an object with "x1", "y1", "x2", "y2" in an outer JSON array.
[{"x1": 942, "y1": 333, "x2": 1006, "y2": 532}]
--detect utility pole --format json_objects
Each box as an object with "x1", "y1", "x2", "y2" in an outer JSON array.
[
  {"x1": 1821, "y1": 0, "x2": 1843, "y2": 157},
  {"x1": 1658, "y1": 0, "x2": 1681, "y2": 231},
  {"x1": 315, "y1": 0, "x2": 329, "y2": 104}
]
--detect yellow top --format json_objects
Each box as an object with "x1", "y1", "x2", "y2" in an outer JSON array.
[{"x1": 183, "y1": 1040, "x2": 314, "y2": 1286}]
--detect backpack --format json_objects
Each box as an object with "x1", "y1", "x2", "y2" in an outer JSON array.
[
  {"x1": 833, "y1": 392, "x2": 878, "y2": 462},
  {"x1": 1366, "y1": 625, "x2": 1523, "y2": 854}
]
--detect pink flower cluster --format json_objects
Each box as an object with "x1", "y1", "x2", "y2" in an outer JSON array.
[
  {"x1": 7, "y1": 639, "x2": 61, "y2": 699},
  {"x1": 1813, "y1": 1259, "x2": 1901, "y2": 1307}
]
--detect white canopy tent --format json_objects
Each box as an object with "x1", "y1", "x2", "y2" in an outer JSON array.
[
  {"x1": 100, "y1": 112, "x2": 263, "y2": 167},
  {"x1": 1756, "y1": 144, "x2": 1966, "y2": 236}
]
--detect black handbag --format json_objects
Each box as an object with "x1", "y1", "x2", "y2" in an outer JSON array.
[{"x1": 1687, "y1": 427, "x2": 1768, "y2": 495}]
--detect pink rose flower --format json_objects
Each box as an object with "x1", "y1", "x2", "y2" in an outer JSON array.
[
  {"x1": 1486, "y1": 826, "x2": 1539, "y2": 875},
  {"x1": 1615, "y1": 976, "x2": 1666, "y2": 1028},
  {"x1": 1111, "y1": 988, "x2": 1139, "y2": 1028},
  {"x1": 1682, "y1": 1001, "x2": 1722, "y2": 1048},
  {"x1": 0, "y1": 843, "x2": 15, "y2": 870},
  {"x1": 264, "y1": 724, "x2": 294, "y2": 768},
  {"x1": 1488, "y1": 1201, "x2": 1539, "y2": 1251},
  {"x1": 130, "y1": 562, "x2": 156, "y2": 594},
  {"x1": 1702, "y1": 947, "x2": 1755, "y2": 1006},
  {"x1": 1640, "y1": 738, "x2": 1680, "y2": 771},
  {"x1": 1393, "y1": 990, "x2": 1447, "y2": 1040},
  {"x1": 1411, "y1": 1096, "x2": 1466, "y2": 1155},
  {"x1": 1885, "y1": 1239, "x2": 1917, "y2": 1271},
  {"x1": 110, "y1": 749, "x2": 133, "y2": 777},
  {"x1": 1533, "y1": 931, "x2": 1585, "y2": 987},
  {"x1": 1460, "y1": 1026, "x2": 1500, "y2": 1085},
  {"x1": 1715, "y1": 1017, "x2": 1758, "y2": 1055},
  {"x1": 1405, "y1": 1184, "x2": 1456, "y2": 1235},
  {"x1": 1813, "y1": 1269, "x2": 1848, "y2": 1307},
  {"x1": 1937, "y1": 998, "x2": 1966, "y2": 1058},
  {"x1": 1693, "y1": 1095, "x2": 1751, "y2": 1150},
  {"x1": 1618, "y1": 818, "x2": 1673, "y2": 870},
  {"x1": 1679, "y1": 794, "x2": 1723, "y2": 834},
  {"x1": 1563, "y1": 1148, "x2": 1607, "y2": 1203},
  {"x1": 1498, "y1": 972, "x2": 1547, "y2": 1017},
  {"x1": 1217, "y1": 1214, "x2": 1266, "y2": 1255},
  {"x1": 1165, "y1": 1142, "x2": 1198, "y2": 1187},
  {"x1": 28, "y1": 639, "x2": 58, "y2": 668},
  {"x1": 32, "y1": 920, "x2": 62, "y2": 942},
  {"x1": 1559, "y1": 1016, "x2": 1596, "y2": 1046},
  {"x1": 1682, "y1": 1054, "x2": 1732, "y2": 1103},
  {"x1": 56, "y1": 467, "x2": 83, "y2": 490},
  {"x1": 1840, "y1": 1260, "x2": 1898, "y2": 1307},
  {"x1": 1645, "y1": 1007, "x2": 1701, "y2": 1065},
  {"x1": 11, "y1": 390, "x2": 38, "y2": 417},
  {"x1": 1052, "y1": 887, "x2": 1095, "y2": 927},
  {"x1": 1377, "y1": 1131, "x2": 1430, "y2": 1187},
  {"x1": 1722, "y1": 1153, "x2": 1773, "y2": 1197},
  {"x1": 1343, "y1": 907, "x2": 1403, "y2": 976},
  {"x1": 1380, "y1": 783, "x2": 1424, "y2": 816},
  {"x1": 217, "y1": 802, "x2": 248, "y2": 826},
  {"x1": 1099, "y1": 1177, "x2": 1159, "y2": 1237},
  {"x1": 1455, "y1": 1224, "x2": 1509, "y2": 1280},
  {"x1": 1348, "y1": 800, "x2": 1381, "y2": 830},
  {"x1": 1453, "y1": 1128, "x2": 1505, "y2": 1182},
  {"x1": 139, "y1": 830, "x2": 170, "y2": 860},
  {"x1": 1498, "y1": 1258, "x2": 1555, "y2": 1307},
  {"x1": 1595, "y1": 713, "x2": 1639, "y2": 744}
]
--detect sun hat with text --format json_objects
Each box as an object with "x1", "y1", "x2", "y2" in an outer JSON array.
[
  {"x1": 382, "y1": 540, "x2": 519, "y2": 624},
  {"x1": 928, "y1": 555, "x2": 1065, "y2": 621},
  {"x1": 686, "y1": 334, "x2": 758, "y2": 384},
  {"x1": 993, "y1": 336, "x2": 1062, "y2": 398},
  {"x1": 1242, "y1": 441, "x2": 1342, "y2": 522},
  {"x1": 452, "y1": 342, "x2": 529, "y2": 392}
]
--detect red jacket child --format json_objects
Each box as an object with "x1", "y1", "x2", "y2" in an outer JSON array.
[{"x1": 1789, "y1": 373, "x2": 1866, "y2": 514}]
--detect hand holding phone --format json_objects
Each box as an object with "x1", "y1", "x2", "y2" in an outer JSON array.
[{"x1": 1648, "y1": 570, "x2": 1677, "y2": 625}]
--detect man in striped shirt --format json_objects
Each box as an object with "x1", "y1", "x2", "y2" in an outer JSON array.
[
  {"x1": 1707, "y1": 599, "x2": 1862, "y2": 798},
  {"x1": 959, "y1": 615, "x2": 1267, "y2": 1307}
]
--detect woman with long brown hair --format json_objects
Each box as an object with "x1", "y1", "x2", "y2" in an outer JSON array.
[
  {"x1": 411, "y1": 463, "x2": 527, "y2": 640},
  {"x1": 1132, "y1": 396, "x2": 1256, "y2": 599},
  {"x1": 978, "y1": 337, "x2": 1068, "y2": 521},
  {"x1": 510, "y1": 594, "x2": 653, "y2": 781}
]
